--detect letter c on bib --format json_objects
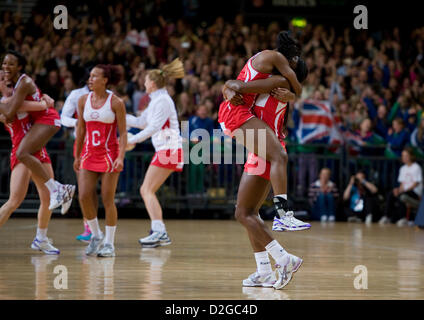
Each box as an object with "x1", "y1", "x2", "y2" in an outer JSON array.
[{"x1": 92, "y1": 131, "x2": 101, "y2": 146}]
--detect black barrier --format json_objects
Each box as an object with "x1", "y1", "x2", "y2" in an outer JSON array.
[{"x1": 0, "y1": 137, "x2": 423, "y2": 215}]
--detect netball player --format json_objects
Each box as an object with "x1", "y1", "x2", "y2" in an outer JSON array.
[
  {"x1": 74, "y1": 65, "x2": 127, "y2": 258},
  {"x1": 218, "y1": 31, "x2": 309, "y2": 231},
  {"x1": 224, "y1": 66, "x2": 308, "y2": 289},
  {"x1": 126, "y1": 58, "x2": 184, "y2": 248},
  {"x1": 0, "y1": 50, "x2": 75, "y2": 213},
  {"x1": 0, "y1": 70, "x2": 59, "y2": 254}
]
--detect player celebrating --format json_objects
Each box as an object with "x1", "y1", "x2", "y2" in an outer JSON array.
[
  {"x1": 0, "y1": 50, "x2": 75, "y2": 213},
  {"x1": 0, "y1": 70, "x2": 60, "y2": 254},
  {"x1": 218, "y1": 31, "x2": 309, "y2": 231},
  {"x1": 74, "y1": 65, "x2": 127, "y2": 258},
  {"x1": 224, "y1": 63, "x2": 308, "y2": 289},
  {"x1": 126, "y1": 58, "x2": 184, "y2": 248}
]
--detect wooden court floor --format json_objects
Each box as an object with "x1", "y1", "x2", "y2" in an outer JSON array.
[{"x1": 0, "y1": 218, "x2": 424, "y2": 300}]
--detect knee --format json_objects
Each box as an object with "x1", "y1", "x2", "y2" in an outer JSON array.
[
  {"x1": 234, "y1": 206, "x2": 254, "y2": 224},
  {"x1": 16, "y1": 149, "x2": 29, "y2": 162},
  {"x1": 140, "y1": 184, "x2": 152, "y2": 198},
  {"x1": 6, "y1": 197, "x2": 23, "y2": 211},
  {"x1": 101, "y1": 194, "x2": 115, "y2": 208},
  {"x1": 269, "y1": 148, "x2": 288, "y2": 165},
  {"x1": 78, "y1": 190, "x2": 92, "y2": 205}
]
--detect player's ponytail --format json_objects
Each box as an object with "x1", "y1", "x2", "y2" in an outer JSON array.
[
  {"x1": 96, "y1": 64, "x2": 122, "y2": 86},
  {"x1": 276, "y1": 31, "x2": 301, "y2": 62},
  {"x1": 295, "y1": 58, "x2": 308, "y2": 83},
  {"x1": 148, "y1": 58, "x2": 185, "y2": 89}
]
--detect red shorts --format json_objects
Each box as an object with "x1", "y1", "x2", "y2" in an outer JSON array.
[
  {"x1": 218, "y1": 101, "x2": 255, "y2": 137},
  {"x1": 150, "y1": 149, "x2": 184, "y2": 172},
  {"x1": 244, "y1": 141, "x2": 287, "y2": 181},
  {"x1": 31, "y1": 108, "x2": 61, "y2": 127},
  {"x1": 80, "y1": 148, "x2": 120, "y2": 173},
  {"x1": 10, "y1": 147, "x2": 51, "y2": 171}
]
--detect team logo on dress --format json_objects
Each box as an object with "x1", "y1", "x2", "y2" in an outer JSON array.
[{"x1": 90, "y1": 112, "x2": 100, "y2": 120}]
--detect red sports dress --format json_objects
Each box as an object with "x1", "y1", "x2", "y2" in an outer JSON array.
[
  {"x1": 218, "y1": 52, "x2": 271, "y2": 136},
  {"x1": 3, "y1": 112, "x2": 51, "y2": 171},
  {"x1": 244, "y1": 93, "x2": 288, "y2": 180},
  {"x1": 15, "y1": 74, "x2": 61, "y2": 127},
  {"x1": 80, "y1": 92, "x2": 120, "y2": 173}
]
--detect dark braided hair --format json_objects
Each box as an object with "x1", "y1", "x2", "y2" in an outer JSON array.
[
  {"x1": 295, "y1": 58, "x2": 308, "y2": 83},
  {"x1": 95, "y1": 64, "x2": 122, "y2": 86},
  {"x1": 276, "y1": 31, "x2": 301, "y2": 61}
]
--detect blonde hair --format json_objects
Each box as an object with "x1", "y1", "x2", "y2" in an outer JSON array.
[{"x1": 148, "y1": 58, "x2": 185, "y2": 89}]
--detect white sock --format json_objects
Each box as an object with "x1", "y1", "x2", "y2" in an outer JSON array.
[
  {"x1": 275, "y1": 194, "x2": 288, "y2": 200},
  {"x1": 254, "y1": 251, "x2": 273, "y2": 276},
  {"x1": 265, "y1": 240, "x2": 289, "y2": 267},
  {"x1": 45, "y1": 179, "x2": 58, "y2": 194},
  {"x1": 105, "y1": 226, "x2": 116, "y2": 246},
  {"x1": 86, "y1": 218, "x2": 103, "y2": 238},
  {"x1": 36, "y1": 228, "x2": 48, "y2": 241},
  {"x1": 151, "y1": 220, "x2": 166, "y2": 233}
]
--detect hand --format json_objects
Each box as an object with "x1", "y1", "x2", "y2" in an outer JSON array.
[
  {"x1": 223, "y1": 86, "x2": 244, "y2": 105},
  {"x1": 349, "y1": 176, "x2": 355, "y2": 185},
  {"x1": 271, "y1": 88, "x2": 295, "y2": 102},
  {"x1": 73, "y1": 158, "x2": 81, "y2": 172},
  {"x1": 113, "y1": 157, "x2": 124, "y2": 172},
  {"x1": 41, "y1": 94, "x2": 55, "y2": 109}
]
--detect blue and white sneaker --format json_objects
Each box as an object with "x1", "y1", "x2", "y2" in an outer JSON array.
[
  {"x1": 138, "y1": 230, "x2": 171, "y2": 248},
  {"x1": 272, "y1": 212, "x2": 311, "y2": 232},
  {"x1": 273, "y1": 254, "x2": 303, "y2": 290},
  {"x1": 31, "y1": 238, "x2": 60, "y2": 255}
]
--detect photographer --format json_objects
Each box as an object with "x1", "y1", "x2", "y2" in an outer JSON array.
[{"x1": 343, "y1": 170, "x2": 379, "y2": 224}]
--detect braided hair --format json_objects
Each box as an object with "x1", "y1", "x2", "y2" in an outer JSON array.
[{"x1": 276, "y1": 31, "x2": 301, "y2": 61}]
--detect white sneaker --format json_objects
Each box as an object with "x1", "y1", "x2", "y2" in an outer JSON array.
[
  {"x1": 49, "y1": 184, "x2": 75, "y2": 211},
  {"x1": 85, "y1": 234, "x2": 104, "y2": 256},
  {"x1": 31, "y1": 238, "x2": 60, "y2": 255},
  {"x1": 272, "y1": 212, "x2": 311, "y2": 232},
  {"x1": 321, "y1": 215, "x2": 328, "y2": 222},
  {"x1": 379, "y1": 216, "x2": 390, "y2": 225},
  {"x1": 97, "y1": 243, "x2": 115, "y2": 257},
  {"x1": 273, "y1": 254, "x2": 303, "y2": 290},
  {"x1": 396, "y1": 218, "x2": 408, "y2": 227},
  {"x1": 365, "y1": 214, "x2": 372, "y2": 225},
  {"x1": 60, "y1": 185, "x2": 76, "y2": 215},
  {"x1": 138, "y1": 230, "x2": 172, "y2": 248},
  {"x1": 242, "y1": 271, "x2": 277, "y2": 288},
  {"x1": 328, "y1": 215, "x2": 335, "y2": 222}
]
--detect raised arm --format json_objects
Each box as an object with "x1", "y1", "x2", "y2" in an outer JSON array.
[
  {"x1": 112, "y1": 95, "x2": 127, "y2": 172},
  {"x1": 73, "y1": 94, "x2": 88, "y2": 172}
]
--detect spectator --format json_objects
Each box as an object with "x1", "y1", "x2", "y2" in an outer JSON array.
[
  {"x1": 343, "y1": 170, "x2": 379, "y2": 224},
  {"x1": 385, "y1": 118, "x2": 410, "y2": 158},
  {"x1": 356, "y1": 118, "x2": 385, "y2": 156},
  {"x1": 411, "y1": 116, "x2": 424, "y2": 158},
  {"x1": 308, "y1": 168, "x2": 339, "y2": 222},
  {"x1": 379, "y1": 147, "x2": 423, "y2": 226}
]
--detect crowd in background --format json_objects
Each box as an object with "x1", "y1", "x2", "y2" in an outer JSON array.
[{"x1": 1, "y1": 0, "x2": 424, "y2": 224}]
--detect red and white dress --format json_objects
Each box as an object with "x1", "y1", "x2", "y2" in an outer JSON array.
[
  {"x1": 218, "y1": 52, "x2": 271, "y2": 136},
  {"x1": 80, "y1": 92, "x2": 120, "y2": 173},
  {"x1": 244, "y1": 94, "x2": 288, "y2": 180},
  {"x1": 14, "y1": 74, "x2": 61, "y2": 128},
  {"x1": 126, "y1": 88, "x2": 184, "y2": 172},
  {"x1": 2, "y1": 111, "x2": 51, "y2": 171}
]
